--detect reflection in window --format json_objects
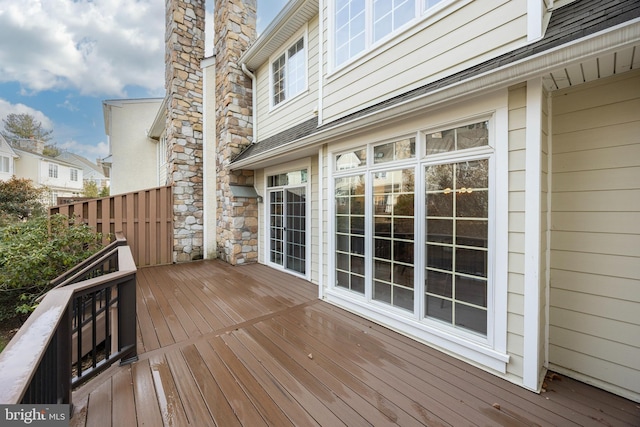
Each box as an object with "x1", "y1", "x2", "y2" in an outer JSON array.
[
  {"x1": 426, "y1": 121, "x2": 488, "y2": 156},
  {"x1": 335, "y1": 175, "x2": 366, "y2": 294},
  {"x1": 268, "y1": 169, "x2": 308, "y2": 187},
  {"x1": 373, "y1": 168, "x2": 415, "y2": 311},
  {"x1": 425, "y1": 159, "x2": 488, "y2": 335},
  {"x1": 336, "y1": 148, "x2": 367, "y2": 171},
  {"x1": 374, "y1": 137, "x2": 415, "y2": 164}
]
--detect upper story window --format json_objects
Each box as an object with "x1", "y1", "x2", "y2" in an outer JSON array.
[
  {"x1": 0, "y1": 156, "x2": 9, "y2": 173},
  {"x1": 272, "y1": 36, "x2": 306, "y2": 107},
  {"x1": 70, "y1": 169, "x2": 78, "y2": 181},
  {"x1": 49, "y1": 163, "x2": 58, "y2": 178},
  {"x1": 333, "y1": 0, "x2": 446, "y2": 68}
]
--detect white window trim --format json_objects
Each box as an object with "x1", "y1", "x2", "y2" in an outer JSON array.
[
  {"x1": 269, "y1": 26, "x2": 309, "y2": 111},
  {"x1": 0, "y1": 155, "x2": 10, "y2": 173},
  {"x1": 49, "y1": 163, "x2": 58, "y2": 179},
  {"x1": 328, "y1": 0, "x2": 463, "y2": 74},
  {"x1": 263, "y1": 158, "x2": 313, "y2": 281},
  {"x1": 326, "y1": 110, "x2": 509, "y2": 373}
]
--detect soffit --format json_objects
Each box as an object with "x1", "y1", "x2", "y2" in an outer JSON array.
[
  {"x1": 542, "y1": 43, "x2": 640, "y2": 91},
  {"x1": 242, "y1": 0, "x2": 318, "y2": 71}
]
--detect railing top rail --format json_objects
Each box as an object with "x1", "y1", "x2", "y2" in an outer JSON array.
[
  {"x1": 49, "y1": 232, "x2": 127, "y2": 288},
  {"x1": 0, "y1": 288, "x2": 73, "y2": 403}
]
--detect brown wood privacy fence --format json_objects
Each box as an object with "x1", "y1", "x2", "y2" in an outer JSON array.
[{"x1": 50, "y1": 185, "x2": 173, "y2": 267}]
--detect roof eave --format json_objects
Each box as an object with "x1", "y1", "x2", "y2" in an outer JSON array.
[{"x1": 242, "y1": 0, "x2": 318, "y2": 71}]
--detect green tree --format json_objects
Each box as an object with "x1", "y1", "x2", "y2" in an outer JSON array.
[
  {"x1": 1, "y1": 113, "x2": 53, "y2": 145},
  {"x1": 83, "y1": 180, "x2": 100, "y2": 198},
  {"x1": 0, "y1": 214, "x2": 104, "y2": 320},
  {"x1": 0, "y1": 177, "x2": 46, "y2": 225},
  {"x1": 99, "y1": 186, "x2": 110, "y2": 197},
  {"x1": 42, "y1": 143, "x2": 61, "y2": 157}
]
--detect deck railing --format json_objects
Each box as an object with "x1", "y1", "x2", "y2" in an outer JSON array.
[{"x1": 0, "y1": 233, "x2": 137, "y2": 406}]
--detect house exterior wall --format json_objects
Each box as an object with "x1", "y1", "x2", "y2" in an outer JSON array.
[
  {"x1": 255, "y1": 16, "x2": 320, "y2": 141},
  {"x1": 105, "y1": 99, "x2": 162, "y2": 195},
  {"x1": 549, "y1": 70, "x2": 640, "y2": 402},
  {"x1": 321, "y1": 0, "x2": 527, "y2": 124}
]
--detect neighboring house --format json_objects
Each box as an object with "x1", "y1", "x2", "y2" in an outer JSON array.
[
  {"x1": 56, "y1": 151, "x2": 110, "y2": 191},
  {"x1": 102, "y1": 98, "x2": 164, "y2": 195},
  {"x1": 0, "y1": 133, "x2": 18, "y2": 181},
  {"x1": 208, "y1": 0, "x2": 639, "y2": 403},
  {"x1": 11, "y1": 139, "x2": 83, "y2": 206}
]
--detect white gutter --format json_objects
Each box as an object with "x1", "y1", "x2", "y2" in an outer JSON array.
[
  {"x1": 231, "y1": 18, "x2": 640, "y2": 169},
  {"x1": 241, "y1": 63, "x2": 258, "y2": 144}
]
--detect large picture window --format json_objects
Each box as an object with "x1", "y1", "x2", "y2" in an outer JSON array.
[
  {"x1": 333, "y1": 0, "x2": 447, "y2": 67},
  {"x1": 332, "y1": 120, "x2": 491, "y2": 337},
  {"x1": 272, "y1": 37, "x2": 306, "y2": 107}
]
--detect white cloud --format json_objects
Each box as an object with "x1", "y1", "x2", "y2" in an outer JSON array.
[
  {"x1": 0, "y1": 0, "x2": 165, "y2": 97},
  {"x1": 59, "y1": 139, "x2": 109, "y2": 160},
  {"x1": 0, "y1": 98, "x2": 54, "y2": 130}
]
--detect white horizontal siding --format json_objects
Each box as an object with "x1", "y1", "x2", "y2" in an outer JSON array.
[
  {"x1": 323, "y1": 0, "x2": 527, "y2": 123},
  {"x1": 549, "y1": 70, "x2": 640, "y2": 402},
  {"x1": 256, "y1": 16, "x2": 320, "y2": 141},
  {"x1": 506, "y1": 83, "x2": 527, "y2": 383}
]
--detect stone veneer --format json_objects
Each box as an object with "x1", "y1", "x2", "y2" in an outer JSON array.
[
  {"x1": 214, "y1": 0, "x2": 259, "y2": 265},
  {"x1": 165, "y1": 0, "x2": 205, "y2": 262}
]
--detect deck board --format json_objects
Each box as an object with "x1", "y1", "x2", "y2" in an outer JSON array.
[{"x1": 70, "y1": 260, "x2": 640, "y2": 427}]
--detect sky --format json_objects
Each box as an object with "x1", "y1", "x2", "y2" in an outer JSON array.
[{"x1": 0, "y1": 0, "x2": 288, "y2": 162}]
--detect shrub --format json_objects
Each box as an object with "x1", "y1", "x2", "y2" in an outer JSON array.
[{"x1": 0, "y1": 214, "x2": 104, "y2": 321}]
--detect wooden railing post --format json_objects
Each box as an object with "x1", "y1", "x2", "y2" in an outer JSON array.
[{"x1": 117, "y1": 274, "x2": 138, "y2": 365}]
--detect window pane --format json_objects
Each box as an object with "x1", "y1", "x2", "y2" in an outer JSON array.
[
  {"x1": 455, "y1": 276, "x2": 487, "y2": 307},
  {"x1": 457, "y1": 219, "x2": 487, "y2": 247},
  {"x1": 456, "y1": 122, "x2": 488, "y2": 150},
  {"x1": 426, "y1": 270, "x2": 452, "y2": 298},
  {"x1": 455, "y1": 303, "x2": 487, "y2": 335},
  {"x1": 287, "y1": 38, "x2": 305, "y2": 97},
  {"x1": 425, "y1": 0, "x2": 444, "y2": 10},
  {"x1": 426, "y1": 295, "x2": 452, "y2": 323},
  {"x1": 335, "y1": 174, "x2": 366, "y2": 294},
  {"x1": 336, "y1": 148, "x2": 366, "y2": 170},
  {"x1": 372, "y1": 168, "x2": 415, "y2": 311},
  {"x1": 455, "y1": 247, "x2": 487, "y2": 277},
  {"x1": 272, "y1": 54, "x2": 285, "y2": 105},
  {"x1": 425, "y1": 156, "x2": 489, "y2": 336},
  {"x1": 426, "y1": 129, "x2": 454, "y2": 155},
  {"x1": 373, "y1": 0, "x2": 414, "y2": 42},
  {"x1": 426, "y1": 218, "x2": 452, "y2": 244},
  {"x1": 374, "y1": 138, "x2": 415, "y2": 164},
  {"x1": 426, "y1": 121, "x2": 488, "y2": 155},
  {"x1": 335, "y1": 0, "x2": 366, "y2": 66}
]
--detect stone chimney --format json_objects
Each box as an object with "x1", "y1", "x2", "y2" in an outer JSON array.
[
  {"x1": 214, "y1": 0, "x2": 258, "y2": 265},
  {"x1": 165, "y1": 0, "x2": 205, "y2": 262}
]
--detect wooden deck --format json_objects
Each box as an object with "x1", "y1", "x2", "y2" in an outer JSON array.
[{"x1": 70, "y1": 260, "x2": 640, "y2": 426}]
